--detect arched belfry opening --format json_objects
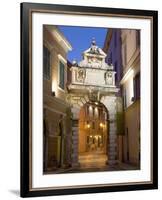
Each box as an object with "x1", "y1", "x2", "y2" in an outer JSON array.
[{"x1": 78, "y1": 101, "x2": 109, "y2": 167}]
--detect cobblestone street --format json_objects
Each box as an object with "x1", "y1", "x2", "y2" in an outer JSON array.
[
  {"x1": 45, "y1": 151, "x2": 139, "y2": 174},
  {"x1": 65, "y1": 152, "x2": 139, "y2": 173}
]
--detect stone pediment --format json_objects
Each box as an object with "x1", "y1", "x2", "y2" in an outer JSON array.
[
  {"x1": 69, "y1": 39, "x2": 117, "y2": 93},
  {"x1": 75, "y1": 39, "x2": 113, "y2": 70},
  {"x1": 84, "y1": 46, "x2": 106, "y2": 57},
  {"x1": 83, "y1": 38, "x2": 106, "y2": 58}
]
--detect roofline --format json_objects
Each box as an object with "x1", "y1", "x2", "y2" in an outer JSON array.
[
  {"x1": 45, "y1": 25, "x2": 72, "y2": 51},
  {"x1": 103, "y1": 29, "x2": 113, "y2": 53}
]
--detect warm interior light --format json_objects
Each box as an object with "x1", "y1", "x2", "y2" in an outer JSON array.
[
  {"x1": 52, "y1": 79, "x2": 57, "y2": 96},
  {"x1": 87, "y1": 124, "x2": 90, "y2": 128},
  {"x1": 100, "y1": 122, "x2": 103, "y2": 127},
  {"x1": 89, "y1": 105, "x2": 93, "y2": 110}
]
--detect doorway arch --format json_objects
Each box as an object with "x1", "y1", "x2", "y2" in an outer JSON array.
[{"x1": 78, "y1": 101, "x2": 109, "y2": 167}]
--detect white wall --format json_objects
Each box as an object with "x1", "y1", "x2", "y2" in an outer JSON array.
[{"x1": 0, "y1": 0, "x2": 161, "y2": 200}]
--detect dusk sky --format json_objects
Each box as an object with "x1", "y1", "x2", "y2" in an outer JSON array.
[{"x1": 58, "y1": 26, "x2": 108, "y2": 63}]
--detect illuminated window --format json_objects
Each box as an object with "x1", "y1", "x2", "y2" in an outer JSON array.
[
  {"x1": 89, "y1": 105, "x2": 93, "y2": 117},
  {"x1": 94, "y1": 107, "x2": 98, "y2": 118}
]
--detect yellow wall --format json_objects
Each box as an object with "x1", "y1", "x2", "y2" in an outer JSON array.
[
  {"x1": 79, "y1": 103, "x2": 108, "y2": 154},
  {"x1": 124, "y1": 100, "x2": 140, "y2": 165},
  {"x1": 43, "y1": 26, "x2": 68, "y2": 101},
  {"x1": 43, "y1": 26, "x2": 72, "y2": 171}
]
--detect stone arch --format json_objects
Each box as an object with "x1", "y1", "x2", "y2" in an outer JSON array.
[
  {"x1": 69, "y1": 93, "x2": 118, "y2": 167},
  {"x1": 101, "y1": 95, "x2": 118, "y2": 165},
  {"x1": 69, "y1": 94, "x2": 89, "y2": 167}
]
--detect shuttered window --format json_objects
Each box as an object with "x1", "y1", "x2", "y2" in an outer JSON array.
[
  {"x1": 43, "y1": 46, "x2": 51, "y2": 80},
  {"x1": 133, "y1": 73, "x2": 140, "y2": 100},
  {"x1": 59, "y1": 61, "x2": 65, "y2": 90}
]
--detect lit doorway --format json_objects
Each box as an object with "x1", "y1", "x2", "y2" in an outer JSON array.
[{"x1": 78, "y1": 101, "x2": 108, "y2": 167}]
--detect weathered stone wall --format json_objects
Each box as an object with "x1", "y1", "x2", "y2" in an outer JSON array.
[
  {"x1": 101, "y1": 95, "x2": 118, "y2": 165},
  {"x1": 69, "y1": 94, "x2": 120, "y2": 166},
  {"x1": 123, "y1": 100, "x2": 140, "y2": 166}
]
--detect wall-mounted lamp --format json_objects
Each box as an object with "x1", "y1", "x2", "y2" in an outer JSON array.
[
  {"x1": 87, "y1": 124, "x2": 90, "y2": 129},
  {"x1": 100, "y1": 122, "x2": 103, "y2": 127},
  {"x1": 131, "y1": 97, "x2": 135, "y2": 102},
  {"x1": 52, "y1": 91, "x2": 55, "y2": 97}
]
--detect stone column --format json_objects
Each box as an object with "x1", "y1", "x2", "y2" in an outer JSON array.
[
  {"x1": 71, "y1": 106, "x2": 80, "y2": 167},
  {"x1": 108, "y1": 120, "x2": 117, "y2": 165},
  {"x1": 101, "y1": 96, "x2": 118, "y2": 166},
  {"x1": 71, "y1": 121, "x2": 79, "y2": 167}
]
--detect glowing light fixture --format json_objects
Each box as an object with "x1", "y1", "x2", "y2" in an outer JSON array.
[
  {"x1": 100, "y1": 122, "x2": 103, "y2": 127},
  {"x1": 89, "y1": 105, "x2": 93, "y2": 110},
  {"x1": 87, "y1": 124, "x2": 90, "y2": 128},
  {"x1": 52, "y1": 79, "x2": 57, "y2": 96}
]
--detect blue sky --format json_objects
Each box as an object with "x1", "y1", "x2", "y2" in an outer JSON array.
[{"x1": 58, "y1": 26, "x2": 108, "y2": 63}]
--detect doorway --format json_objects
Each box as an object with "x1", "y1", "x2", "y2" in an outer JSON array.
[{"x1": 78, "y1": 101, "x2": 109, "y2": 168}]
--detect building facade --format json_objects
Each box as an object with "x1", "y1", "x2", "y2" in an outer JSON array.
[
  {"x1": 104, "y1": 29, "x2": 140, "y2": 166},
  {"x1": 43, "y1": 25, "x2": 73, "y2": 172},
  {"x1": 120, "y1": 29, "x2": 140, "y2": 166},
  {"x1": 103, "y1": 29, "x2": 122, "y2": 87},
  {"x1": 103, "y1": 29, "x2": 124, "y2": 164}
]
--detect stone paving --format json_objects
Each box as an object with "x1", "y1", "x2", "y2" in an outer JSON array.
[
  {"x1": 45, "y1": 151, "x2": 139, "y2": 174},
  {"x1": 65, "y1": 152, "x2": 139, "y2": 173}
]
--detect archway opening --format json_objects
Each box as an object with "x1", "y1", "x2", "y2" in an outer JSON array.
[{"x1": 78, "y1": 101, "x2": 109, "y2": 168}]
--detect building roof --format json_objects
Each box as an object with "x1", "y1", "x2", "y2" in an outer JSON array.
[
  {"x1": 45, "y1": 25, "x2": 72, "y2": 52},
  {"x1": 103, "y1": 29, "x2": 113, "y2": 53}
]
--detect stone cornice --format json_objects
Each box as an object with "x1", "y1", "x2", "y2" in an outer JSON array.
[{"x1": 68, "y1": 84, "x2": 119, "y2": 94}]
